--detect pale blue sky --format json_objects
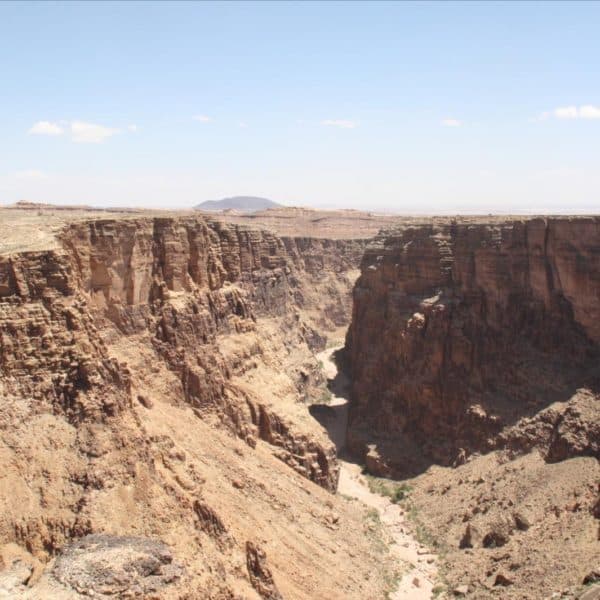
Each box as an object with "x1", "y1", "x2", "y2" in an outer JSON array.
[{"x1": 1, "y1": 1, "x2": 599, "y2": 212}]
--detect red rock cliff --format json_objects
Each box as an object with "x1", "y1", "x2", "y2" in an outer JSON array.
[
  {"x1": 346, "y1": 217, "x2": 600, "y2": 474},
  {"x1": 58, "y1": 216, "x2": 366, "y2": 490}
]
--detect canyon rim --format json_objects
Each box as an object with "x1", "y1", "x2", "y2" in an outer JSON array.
[{"x1": 0, "y1": 205, "x2": 598, "y2": 599}]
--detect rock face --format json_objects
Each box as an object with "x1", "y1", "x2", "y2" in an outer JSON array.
[
  {"x1": 0, "y1": 250, "x2": 130, "y2": 421},
  {"x1": 1, "y1": 214, "x2": 391, "y2": 599},
  {"x1": 246, "y1": 541, "x2": 283, "y2": 600},
  {"x1": 51, "y1": 534, "x2": 185, "y2": 597},
  {"x1": 59, "y1": 217, "x2": 361, "y2": 491},
  {"x1": 345, "y1": 217, "x2": 600, "y2": 599},
  {"x1": 346, "y1": 217, "x2": 600, "y2": 473}
]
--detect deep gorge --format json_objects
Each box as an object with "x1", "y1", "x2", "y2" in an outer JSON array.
[{"x1": 0, "y1": 213, "x2": 598, "y2": 599}]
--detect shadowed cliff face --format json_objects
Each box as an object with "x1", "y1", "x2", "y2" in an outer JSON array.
[{"x1": 346, "y1": 217, "x2": 600, "y2": 475}]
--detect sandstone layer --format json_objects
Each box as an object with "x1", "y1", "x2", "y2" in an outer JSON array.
[
  {"x1": 345, "y1": 217, "x2": 600, "y2": 598},
  {"x1": 347, "y1": 217, "x2": 600, "y2": 470},
  {"x1": 0, "y1": 213, "x2": 394, "y2": 599}
]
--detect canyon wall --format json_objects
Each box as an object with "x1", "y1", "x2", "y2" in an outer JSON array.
[
  {"x1": 58, "y1": 217, "x2": 368, "y2": 489},
  {"x1": 346, "y1": 217, "x2": 600, "y2": 474},
  {"x1": 0, "y1": 216, "x2": 388, "y2": 599}
]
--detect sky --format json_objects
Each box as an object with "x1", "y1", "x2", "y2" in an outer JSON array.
[{"x1": 1, "y1": 0, "x2": 599, "y2": 213}]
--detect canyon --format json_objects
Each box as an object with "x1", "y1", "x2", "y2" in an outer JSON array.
[
  {"x1": 346, "y1": 218, "x2": 600, "y2": 598},
  {"x1": 0, "y1": 205, "x2": 598, "y2": 599},
  {"x1": 0, "y1": 206, "x2": 394, "y2": 599}
]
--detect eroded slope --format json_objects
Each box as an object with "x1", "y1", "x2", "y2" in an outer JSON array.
[{"x1": 0, "y1": 215, "x2": 393, "y2": 599}]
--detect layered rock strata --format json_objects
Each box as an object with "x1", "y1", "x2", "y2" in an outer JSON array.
[
  {"x1": 0, "y1": 216, "x2": 387, "y2": 599},
  {"x1": 346, "y1": 217, "x2": 600, "y2": 473},
  {"x1": 60, "y1": 217, "x2": 366, "y2": 490},
  {"x1": 345, "y1": 217, "x2": 600, "y2": 598}
]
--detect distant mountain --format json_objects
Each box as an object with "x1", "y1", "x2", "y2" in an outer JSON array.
[{"x1": 194, "y1": 196, "x2": 282, "y2": 212}]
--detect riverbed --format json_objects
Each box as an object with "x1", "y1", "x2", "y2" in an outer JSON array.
[{"x1": 314, "y1": 346, "x2": 438, "y2": 599}]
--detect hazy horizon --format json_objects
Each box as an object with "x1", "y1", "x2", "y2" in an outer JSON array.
[{"x1": 1, "y1": 1, "x2": 599, "y2": 214}]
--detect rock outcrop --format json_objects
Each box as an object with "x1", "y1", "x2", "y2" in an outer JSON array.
[
  {"x1": 60, "y1": 217, "x2": 356, "y2": 490},
  {"x1": 1, "y1": 214, "x2": 391, "y2": 599},
  {"x1": 0, "y1": 251, "x2": 131, "y2": 422},
  {"x1": 246, "y1": 541, "x2": 283, "y2": 600},
  {"x1": 346, "y1": 217, "x2": 600, "y2": 473},
  {"x1": 51, "y1": 534, "x2": 185, "y2": 597}
]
